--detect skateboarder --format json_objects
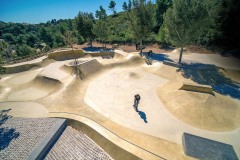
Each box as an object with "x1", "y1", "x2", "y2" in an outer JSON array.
[{"x1": 133, "y1": 94, "x2": 141, "y2": 112}]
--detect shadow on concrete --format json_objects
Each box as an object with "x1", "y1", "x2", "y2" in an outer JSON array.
[
  {"x1": 177, "y1": 63, "x2": 240, "y2": 99},
  {"x1": 0, "y1": 109, "x2": 20, "y2": 150},
  {"x1": 142, "y1": 52, "x2": 173, "y2": 62},
  {"x1": 0, "y1": 109, "x2": 11, "y2": 126},
  {"x1": 83, "y1": 47, "x2": 113, "y2": 52},
  {"x1": 138, "y1": 111, "x2": 147, "y2": 123}
]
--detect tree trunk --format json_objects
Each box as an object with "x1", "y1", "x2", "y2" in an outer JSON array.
[
  {"x1": 179, "y1": 46, "x2": 183, "y2": 64},
  {"x1": 140, "y1": 39, "x2": 143, "y2": 57},
  {"x1": 90, "y1": 40, "x2": 92, "y2": 47}
]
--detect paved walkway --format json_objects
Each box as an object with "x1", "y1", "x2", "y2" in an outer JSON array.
[
  {"x1": 45, "y1": 126, "x2": 112, "y2": 160},
  {"x1": 0, "y1": 116, "x2": 58, "y2": 160}
]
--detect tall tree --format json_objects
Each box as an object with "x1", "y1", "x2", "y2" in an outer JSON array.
[
  {"x1": 64, "y1": 31, "x2": 77, "y2": 52},
  {"x1": 109, "y1": 1, "x2": 117, "y2": 15},
  {"x1": 95, "y1": 6, "x2": 107, "y2": 19},
  {"x1": 75, "y1": 12, "x2": 95, "y2": 47},
  {"x1": 163, "y1": 0, "x2": 208, "y2": 63},
  {"x1": 128, "y1": 0, "x2": 132, "y2": 10},
  {"x1": 92, "y1": 20, "x2": 109, "y2": 48},
  {"x1": 126, "y1": 0, "x2": 154, "y2": 54},
  {"x1": 155, "y1": 0, "x2": 172, "y2": 27},
  {"x1": 122, "y1": 2, "x2": 128, "y2": 11}
]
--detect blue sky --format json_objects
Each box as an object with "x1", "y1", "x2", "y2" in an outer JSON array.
[{"x1": 0, "y1": 0, "x2": 135, "y2": 24}]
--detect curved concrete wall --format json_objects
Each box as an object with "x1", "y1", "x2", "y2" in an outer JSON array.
[
  {"x1": 5, "y1": 63, "x2": 36, "y2": 74},
  {"x1": 67, "y1": 119, "x2": 141, "y2": 160}
]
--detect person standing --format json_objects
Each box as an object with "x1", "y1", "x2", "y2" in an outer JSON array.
[{"x1": 133, "y1": 94, "x2": 141, "y2": 112}]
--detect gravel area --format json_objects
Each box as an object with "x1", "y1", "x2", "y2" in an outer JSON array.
[
  {"x1": 0, "y1": 116, "x2": 59, "y2": 160},
  {"x1": 45, "y1": 126, "x2": 113, "y2": 160}
]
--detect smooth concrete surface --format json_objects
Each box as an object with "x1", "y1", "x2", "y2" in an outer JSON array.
[{"x1": 1, "y1": 48, "x2": 240, "y2": 160}]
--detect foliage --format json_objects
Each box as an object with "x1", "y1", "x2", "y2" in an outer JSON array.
[
  {"x1": 109, "y1": 1, "x2": 117, "y2": 15},
  {"x1": 95, "y1": 6, "x2": 107, "y2": 19},
  {"x1": 92, "y1": 20, "x2": 110, "y2": 46},
  {"x1": 126, "y1": 0, "x2": 155, "y2": 52},
  {"x1": 155, "y1": 0, "x2": 172, "y2": 27},
  {"x1": 122, "y1": 2, "x2": 128, "y2": 11},
  {"x1": 64, "y1": 31, "x2": 77, "y2": 49},
  {"x1": 17, "y1": 44, "x2": 36, "y2": 57},
  {"x1": 75, "y1": 12, "x2": 95, "y2": 46}
]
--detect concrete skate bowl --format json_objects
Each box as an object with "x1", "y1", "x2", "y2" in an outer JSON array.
[
  {"x1": 48, "y1": 49, "x2": 115, "y2": 61},
  {"x1": 122, "y1": 72, "x2": 142, "y2": 80},
  {"x1": 178, "y1": 63, "x2": 240, "y2": 99},
  {"x1": 158, "y1": 81, "x2": 240, "y2": 132},
  {"x1": 65, "y1": 59, "x2": 103, "y2": 78},
  {"x1": 104, "y1": 55, "x2": 145, "y2": 69},
  {"x1": 7, "y1": 76, "x2": 62, "y2": 101}
]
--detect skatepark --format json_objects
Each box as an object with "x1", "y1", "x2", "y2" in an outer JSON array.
[{"x1": 0, "y1": 47, "x2": 240, "y2": 159}]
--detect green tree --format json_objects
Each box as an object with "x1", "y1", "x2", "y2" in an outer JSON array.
[
  {"x1": 54, "y1": 33, "x2": 65, "y2": 47},
  {"x1": 17, "y1": 44, "x2": 36, "y2": 57},
  {"x1": 2, "y1": 33, "x2": 16, "y2": 44},
  {"x1": 109, "y1": 1, "x2": 117, "y2": 15},
  {"x1": 26, "y1": 34, "x2": 38, "y2": 48},
  {"x1": 75, "y1": 12, "x2": 95, "y2": 46},
  {"x1": 95, "y1": 6, "x2": 107, "y2": 19},
  {"x1": 128, "y1": 0, "x2": 132, "y2": 10},
  {"x1": 155, "y1": 0, "x2": 172, "y2": 27},
  {"x1": 126, "y1": 0, "x2": 154, "y2": 54},
  {"x1": 122, "y1": 2, "x2": 128, "y2": 11},
  {"x1": 92, "y1": 20, "x2": 110, "y2": 48},
  {"x1": 163, "y1": 0, "x2": 207, "y2": 63},
  {"x1": 64, "y1": 31, "x2": 77, "y2": 51},
  {"x1": 40, "y1": 28, "x2": 54, "y2": 48}
]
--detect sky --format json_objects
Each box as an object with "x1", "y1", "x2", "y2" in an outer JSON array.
[{"x1": 0, "y1": 0, "x2": 135, "y2": 24}]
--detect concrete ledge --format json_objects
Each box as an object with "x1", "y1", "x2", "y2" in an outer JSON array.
[
  {"x1": 179, "y1": 83, "x2": 214, "y2": 95},
  {"x1": 182, "y1": 133, "x2": 238, "y2": 160},
  {"x1": 163, "y1": 60, "x2": 180, "y2": 68},
  {"x1": 27, "y1": 118, "x2": 66, "y2": 160}
]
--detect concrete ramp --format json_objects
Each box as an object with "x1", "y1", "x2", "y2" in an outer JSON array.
[
  {"x1": 114, "y1": 53, "x2": 125, "y2": 59},
  {"x1": 80, "y1": 59, "x2": 103, "y2": 77},
  {"x1": 66, "y1": 59, "x2": 103, "y2": 78},
  {"x1": 7, "y1": 76, "x2": 62, "y2": 101},
  {"x1": 179, "y1": 83, "x2": 214, "y2": 95},
  {"x1": 182, "y1": 133, "x2": 238, "y2": 160}
]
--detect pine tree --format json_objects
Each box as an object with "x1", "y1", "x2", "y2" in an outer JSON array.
[
  {"x1": 109, "y1": 1, "x2": 117, "y2": 15},
  {"x1": 126, "y1": 0, "x2": 154, "y2": 54}
]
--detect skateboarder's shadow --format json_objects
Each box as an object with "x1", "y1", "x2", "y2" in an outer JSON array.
[{"x1": 138, "y1": 111, "x2": 147, "y2": 123}]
